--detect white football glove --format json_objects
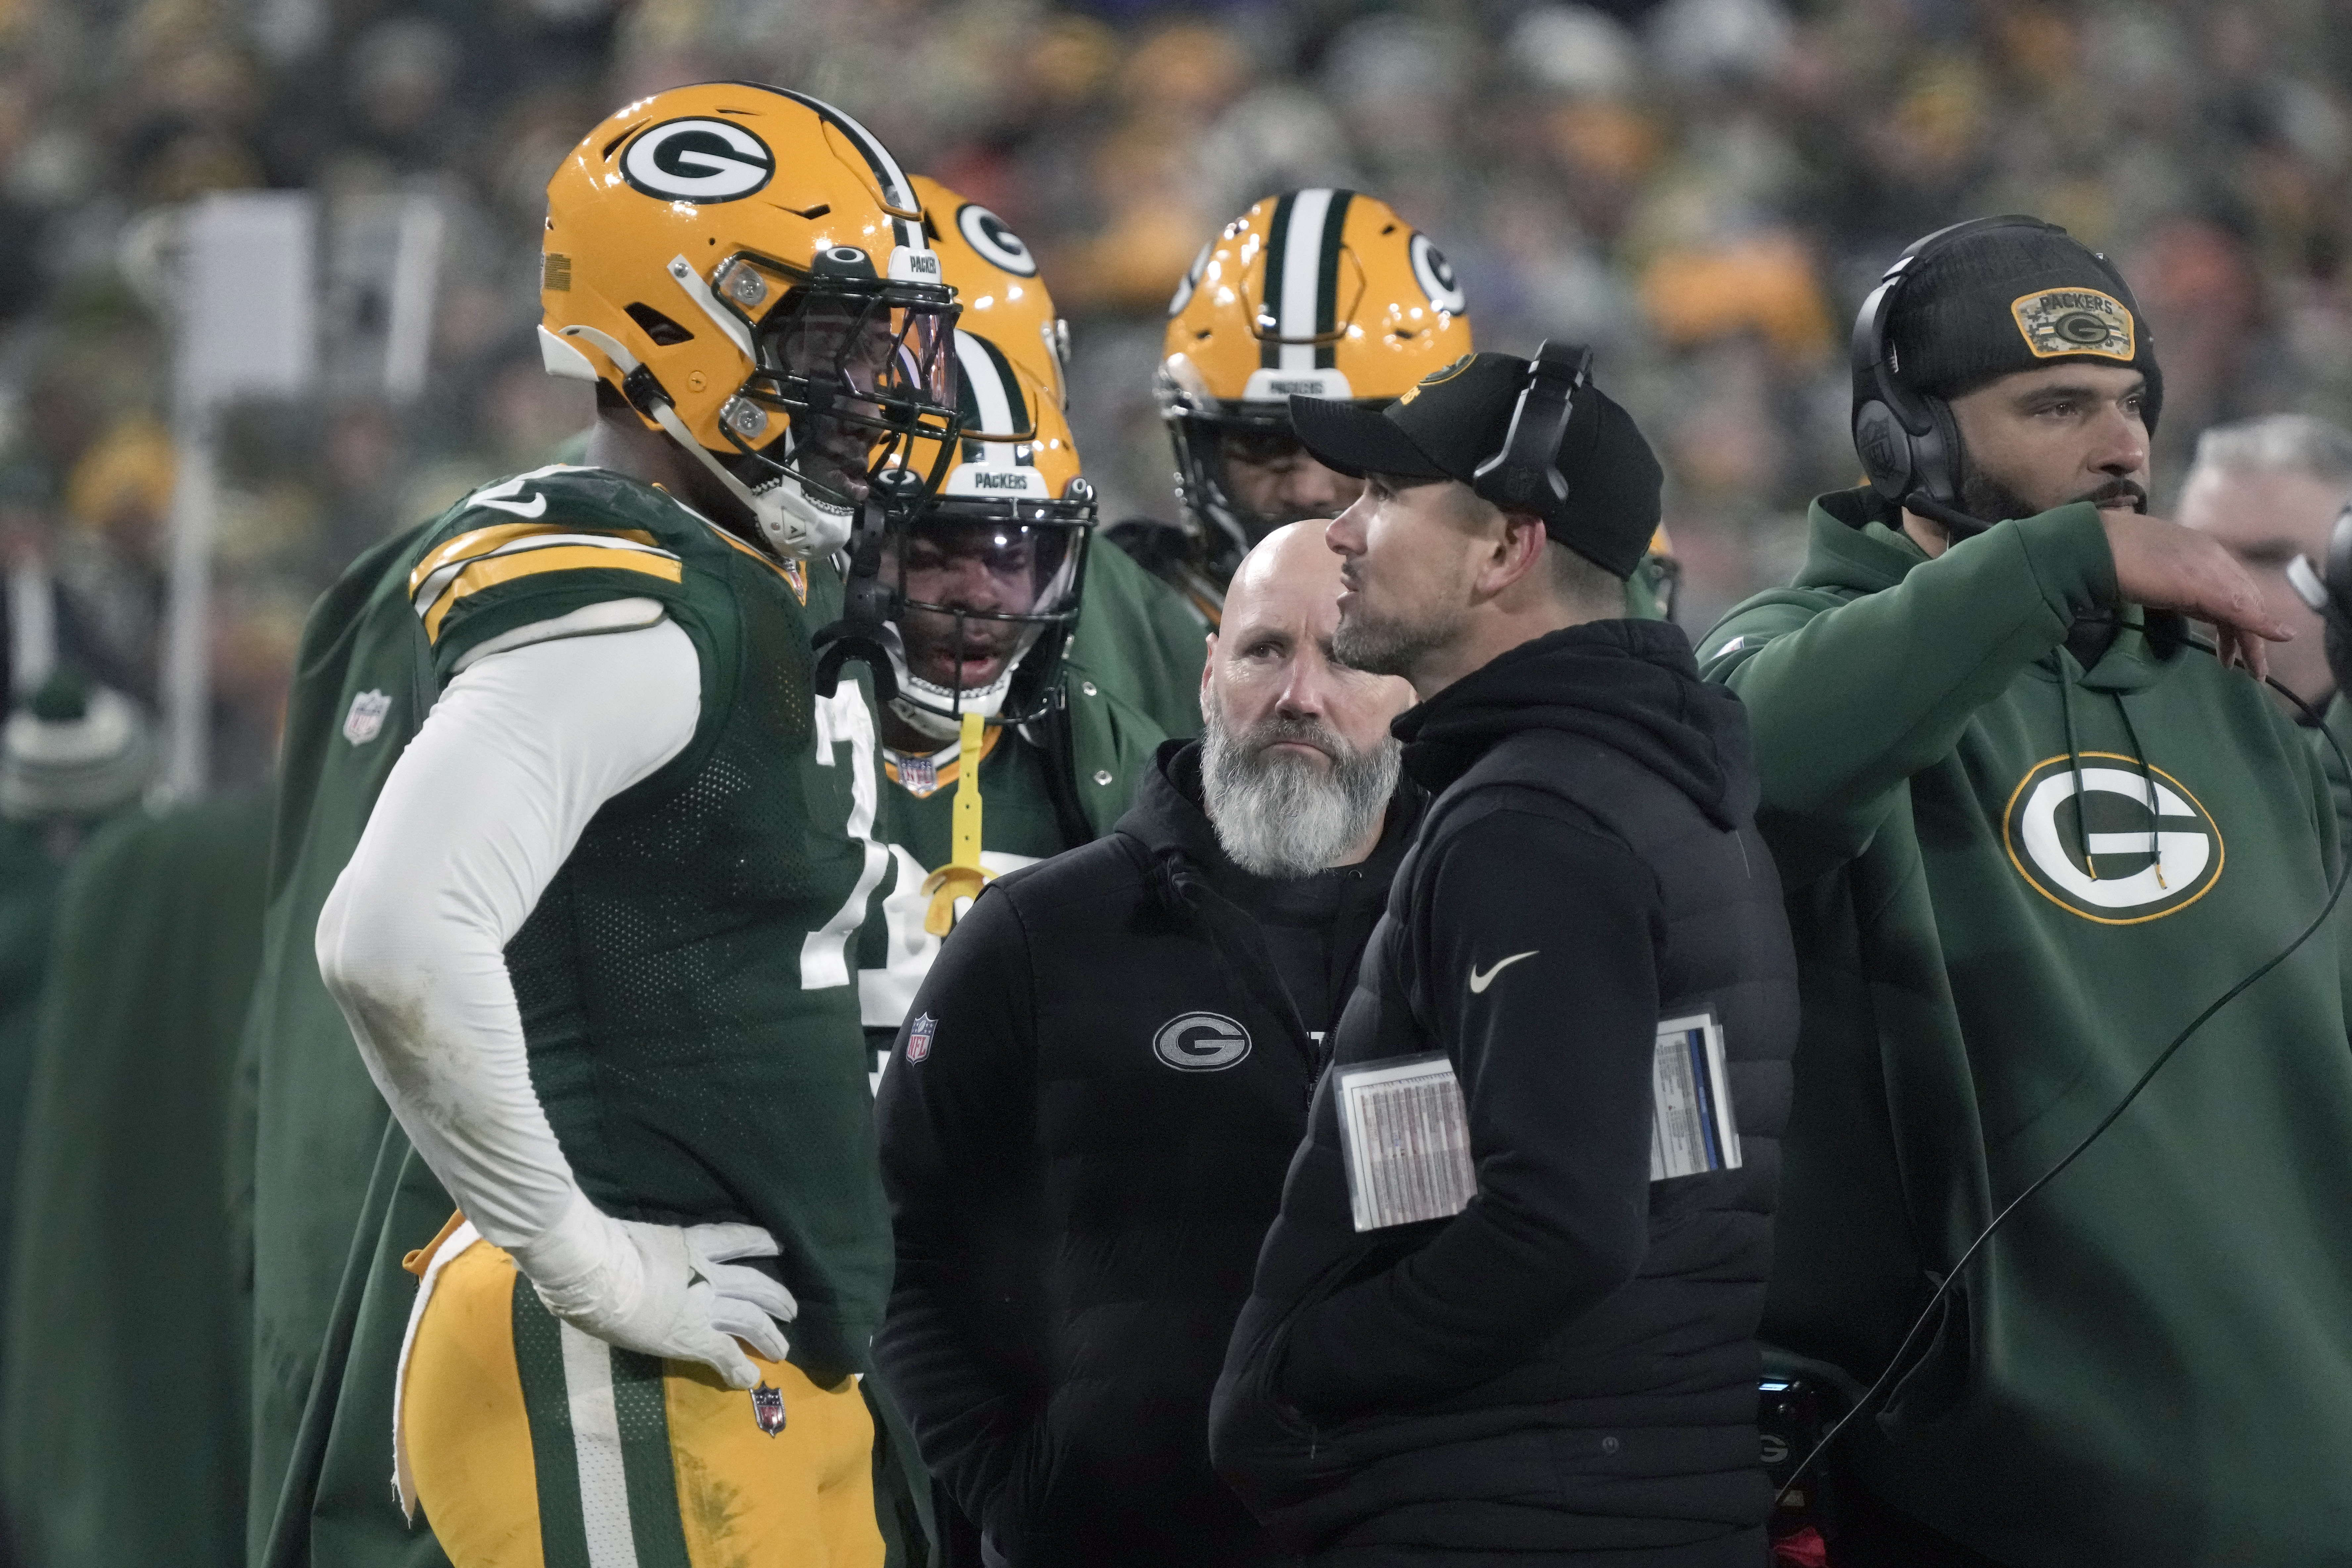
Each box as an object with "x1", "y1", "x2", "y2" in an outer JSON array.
[{"x1": 511, "y1": 1192, "x2": 799, "y2": 1390}]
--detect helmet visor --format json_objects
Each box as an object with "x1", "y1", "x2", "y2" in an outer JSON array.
[
  {"x1": 1169, "y1": 403, "x2": 1367, "y2": 554},
  {"x1": 883, "y1": 502, "x2": 1091, "y2": 722},
  {"x1": 744, "y1": 285, "x2": 960, "y2": 509}
]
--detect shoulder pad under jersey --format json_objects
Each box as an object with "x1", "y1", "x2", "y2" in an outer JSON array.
[{"x1": 405, "y1": 464, "x2": 712, "y2": 675}]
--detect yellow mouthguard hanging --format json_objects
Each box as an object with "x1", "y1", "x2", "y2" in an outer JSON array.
[{"x1": 919, "y1": 709, "x2": 996, "y2": 934}]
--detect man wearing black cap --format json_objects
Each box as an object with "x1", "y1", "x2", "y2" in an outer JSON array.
[
  {"x1": 1209, "y1": 346, "x2": 1798, "y2": 1566},
  {"x1": 1700, "y1": 216, "x2": 2352, "y2": 1565}
]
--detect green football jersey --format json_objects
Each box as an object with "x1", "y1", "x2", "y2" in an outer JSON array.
[
  {"x1": 249, "y1": 465, "x2": 895, "y2": 1552},
  {"x1": 857, "y1": 676, "x2": 1166, "y2": 1052},
  {"x1": 245, "y1": 516, "x2": 444, "y2": 1548},
  {"x1": 403, "y1": 464, "x2": 891, "y2": 1376},
  {"x1": 878, "y1": 724, "x2": 1068, "y2": 875}
]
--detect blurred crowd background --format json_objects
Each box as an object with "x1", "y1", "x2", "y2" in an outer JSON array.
[{"x1": 4, "y1": 0, "x2": 2352, "y2": 784}]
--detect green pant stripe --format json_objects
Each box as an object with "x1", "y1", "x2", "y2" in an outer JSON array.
[
  {"x1": 610, "y1": 1349, "x2": 692, "y2": 1568},
  {"x1": 512, "y1": 1279, "x2": 595, "y2": 1568}
]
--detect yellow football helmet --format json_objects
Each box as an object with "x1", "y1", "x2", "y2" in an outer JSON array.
[
  {"x1": 910, "y1": 174, "x2": 1070, "y2": 409},
  {"x1": 1159, "y1": 189, "x2": 1472, "y2": 564},
  {"x1": 881, "y1": 326, "x2": 1094, "y2": 738},
  {"x1": 539, "y1": 82, "x2": 961, "y2": 559}
]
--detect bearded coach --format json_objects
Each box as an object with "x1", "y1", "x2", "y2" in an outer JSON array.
[
  {"x1": 1210, "y1": 347, "x2": 1797, "y2": 1566},
  {"x1": 1701, "y1": 216, "x2": 2352, "y2": 1565},
  {"x1": 875, "y1": 522, "x2": 1421, "y2": 1568}
]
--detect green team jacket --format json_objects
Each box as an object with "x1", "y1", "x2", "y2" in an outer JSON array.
[
  {"x1": 1701, "y1": 489, "x2": 2352, "y2": 1563},
  {"x1": 2, "y1": 786, "x2": 273, "y2": 1568},
  {"x1": 1069, "y1": 536, "x2": 1208, "y2": 741},
  {"x1": 0, "y1": 816, "x2": 78, "y2": 1402}
]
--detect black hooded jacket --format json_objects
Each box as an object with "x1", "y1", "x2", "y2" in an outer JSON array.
[
  {"x1": 1209, "y1": 621, "x2": 1799, "y2": 1565},
  {"x1": 875, "y1": 741, "x2": 1420, "y2": 1568}
]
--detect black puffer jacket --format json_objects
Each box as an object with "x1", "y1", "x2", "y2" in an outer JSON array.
[
  {"x1": 1210, "y1": 621, "x2": 1799, "y2": 1565},
  {"x1": 875, "y1": 742, "x2": 1419, "y2": 1568}
]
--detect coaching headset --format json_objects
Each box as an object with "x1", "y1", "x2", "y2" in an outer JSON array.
[
  {"x1": 1850, "y1": 214, "x2": 2158, "y2": 541},
  {"x1": 1471, "y1": 340, "x2": 1594, "y2": 520},
  {"x1": 1782, "y1": 221, "x2": 2345, "y2": 1509}
]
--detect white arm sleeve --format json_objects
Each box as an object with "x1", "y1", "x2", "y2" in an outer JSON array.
[{"x1": 316, "y1": 618, "x2": 700, "y2": 1250}]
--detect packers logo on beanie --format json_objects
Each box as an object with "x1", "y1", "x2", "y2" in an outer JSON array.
[
  {"x1": 1887, "y1": 217, "x2": 2162, "y2": 433},
  {"x1": 2011, "y1": 287, "x2": 2135, "y2": 361}
]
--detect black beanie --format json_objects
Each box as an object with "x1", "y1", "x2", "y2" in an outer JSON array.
[{"x1": 1885, "y1": 218, "x2": 2163, "y2": 431}]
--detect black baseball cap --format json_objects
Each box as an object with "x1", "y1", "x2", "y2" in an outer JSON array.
[{"x1": 1287, "y1": 350, "x2": 1663, "y2": 579}]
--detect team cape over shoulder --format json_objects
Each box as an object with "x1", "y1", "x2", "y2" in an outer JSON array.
[
  {"x1": 3, "y1": 785, "x2": 274, "y2": 1568},
  {"x1": 241, "y1": 511, "x2": 443, "y2": 1553}
]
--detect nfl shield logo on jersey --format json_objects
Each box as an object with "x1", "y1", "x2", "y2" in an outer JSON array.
[
  {"x1": 343, "y1": 690, "x2": 391, "y2": 746},
  {"x1": 751, "y1": 1382, "x2": 786, "y2": 1436},
  {"x1": 907, "y1": 1013, "x2": 937, "y2": 1063}
]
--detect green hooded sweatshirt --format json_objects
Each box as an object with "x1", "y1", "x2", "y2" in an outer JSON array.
[
  {"x1": 1700, "y1": 489, "x2": 2352, "y2": 1565},
  {"x1": 1069, "y1": 537, "x2": 1209, "y2": 741}
]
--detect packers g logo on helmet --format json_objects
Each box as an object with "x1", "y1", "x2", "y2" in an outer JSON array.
[
  {"x1": 1167, "y1": 241, "x2": 1213, "y2": 317},
  {"x1": 540, "y1": 84, "x2": 961, "y2": 561},
  {"x1": 912, "y1": 174, "x2": 1067, "y2": 407},
  {"x1": 955, "y1": 203, "x2": 1038, "y2": 278},
  {"x1": 1410, "y1": 234, "x2": 1466, "y2": 315},
  {"x1": 618, "y1": 119, "x2": 776, "y2": 204}
]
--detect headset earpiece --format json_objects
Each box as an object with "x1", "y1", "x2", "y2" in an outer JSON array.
[
  {"x1": 1473, "y1": 340, "x2": 1593, "y2": 520},
  {"x1": 1916, "y1": 394, "x2": 1963, "y2": 504},
  {"x1": 1848, "y1": 214, "x2": 2069, "y2": 531},
  {"x1": 1853, "y1": 398, "x2": 1912, "y2": 500}
]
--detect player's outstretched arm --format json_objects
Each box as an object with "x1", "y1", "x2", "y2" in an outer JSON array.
[{"x1": 316, "y1": 620, "x2": 795, "y2": 1390}]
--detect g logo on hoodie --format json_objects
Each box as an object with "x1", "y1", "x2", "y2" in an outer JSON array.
[
  {"x1": 1153, "y1": 1012, "x2": 1252, "y2": 1071},
  {"x1": 2001, "y1": 754, "x2": 2223, "y2": 924}
]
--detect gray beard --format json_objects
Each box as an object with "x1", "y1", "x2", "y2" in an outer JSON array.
[{"x1": 1201, "y1": 705, "x2": 1401, "y2": 879}]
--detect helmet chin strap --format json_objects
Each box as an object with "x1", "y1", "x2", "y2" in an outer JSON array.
[
  {"x1": 558, "y1": 324, "x2": 852, "y2": 559},
  {"x1": 812, "y1": 489, "x2": 904, "y2": 702}
]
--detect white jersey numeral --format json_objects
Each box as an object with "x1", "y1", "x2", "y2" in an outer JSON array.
[{"x1": 801, "y1": 684, "x2": 889, "y2": 990}]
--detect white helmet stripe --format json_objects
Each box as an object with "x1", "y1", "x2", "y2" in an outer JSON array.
[
  {"x1": 1277, "y1": 188, "x2": 1335, "y2": 373},
  {"x1": 952, "y1": 331, "x2": 1026, "y2": 450},
  {"x1": 769, "y1": 87, "x2": 927, "y2": 256}
]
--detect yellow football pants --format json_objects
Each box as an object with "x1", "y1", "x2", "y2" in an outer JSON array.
[{"x1": 403, "y1": 1237, "x2": 884, "y2": 1568}]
